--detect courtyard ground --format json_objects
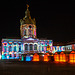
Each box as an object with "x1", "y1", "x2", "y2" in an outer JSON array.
[{"x1": 0, "y1": 60, "x2": 75, "y2": 75}]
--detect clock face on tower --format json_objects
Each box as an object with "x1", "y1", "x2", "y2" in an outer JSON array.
[
  {"x1": 20, "y1": 24, "x2": 36, "y2": 39},
  {"x1": 29, "y1": 25, "x2": 32, "y2": 28}
]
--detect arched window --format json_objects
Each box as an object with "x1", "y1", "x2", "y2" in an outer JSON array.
[
  {"x1": 14, "y1": 46, "x2": 16, "y2": 52},
  {"x1": 24, "y1": 30, "x2": 26, "y2": 36},
  {"x1": 4, "y1": 43, "x2": 7, "y2": 52},
  {"x1": 25, "y1": 44, "x2": 28, "y2": 51},
  {"x1": 42, "y1": 46, "x2": 44, "y2": 51},
  {"x1": 29, "y1": 44, "x2": 33, "y2": 51},
  {"x1": 19, "y1": 43, "x2": 21, "y2": 52},
  {"x1": 14, "y1": 43, "x2": 16, "y2": 52},
  {"x1": 34, "y1": 44, "x2": 37, "y2": 50},
  {"x1": 19, "y1": 46, "x2": 21, "y2": 52},
  {"x1": 8, "y1": 43, "x2": 12, "y2": 52}
]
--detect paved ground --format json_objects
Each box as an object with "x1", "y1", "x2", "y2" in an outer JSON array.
[{"x1": 0, "y1": 60, "x2": 75, "y2": 75}]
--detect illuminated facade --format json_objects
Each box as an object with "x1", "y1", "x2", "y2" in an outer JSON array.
[
  {"x1": 1, "y1": 5, "x2": 53, "y2": 59},
  {"x1": 53, "y1": 46, "x2": 65, "y2": 53}
]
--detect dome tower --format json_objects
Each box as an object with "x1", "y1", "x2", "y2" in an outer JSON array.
[{"x1": 20, "y1": 4, "x2": 36, "y2": 39}]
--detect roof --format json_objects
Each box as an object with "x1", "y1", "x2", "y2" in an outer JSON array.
[
  {"x1": 20, "y1": 5, "x2": 36, "y2": 25},
  {"x1": 53, "y1": 42, "x2": 66, "y2": 46},
  {"x1": 2, "y1": 39, "x2": 22, "y2": 42}
]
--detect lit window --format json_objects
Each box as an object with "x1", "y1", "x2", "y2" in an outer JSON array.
[
  {"x1": 19, "y1": 46, "x2": 21, "y2": 52},
  {"x1": 33, "y1": 53, "x2": 39, "y2": 61},
  {"x1": 44, "y1": 54, "x2": 49, "y2": 61},
  {"x1": 4, "y1": 46, "x2": 7, "y2": 52},
  {"x1": 42, "y1": 46, "x2": 44, "y2": 51},
  {"x1": 19, "y1": 43, "x2": 21, "y2": 52},
  {"x1": 4, "y1": 54, "x2": 6, "y2": 57},
  {"x1": 69, "y1": 51, "x2": 75, "y2": 63},
  {"x1": 14, "y1": 46, "x2": 16, "y2": 52},
  {"x1": 9, "y1": 46, "x2": 12, "y2": 52}
]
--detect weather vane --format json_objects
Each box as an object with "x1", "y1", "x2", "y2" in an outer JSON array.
[{"x1": 27, "y1": 4, "x2": 29, "y2": 9}]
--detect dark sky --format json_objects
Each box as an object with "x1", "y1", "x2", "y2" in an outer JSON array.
[{"x1": 0, "y1": 0, "x2": 75, "y2": 43}]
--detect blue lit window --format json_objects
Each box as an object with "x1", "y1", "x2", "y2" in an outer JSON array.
[
  {"x1": 4, "y1": 54, "x2": 6, "y2": 57},
  {"x1": 18, "y1": 43, "x2": 21, "y2": 52},
  {"x1": 14, "y1": 46, "x2": 16, "y2": 52},
  {"x1": 34, "y1": 44, "x2": 37, "y2": 50},
  {"x1": 4, "y1": 43, "x2": 7, "y2": 45},
  {"x1": 14, "y1": 43, "x2": 16, "y2": 45},
  {"x1": 42, "y1": 46, "x2": 44, "y2": 51},
  {"x1": 55, "y1": 47, "x2": 56, "y2": 50},
  {"x1": 26, "y1": 56, "x2": 31, "y2": 61},
  {"x1": 19, "y1": 46, "x2": 21, "y2": 52},
  {"x1": 19, "y1": 43, "x2": 21, "y2": 45}
]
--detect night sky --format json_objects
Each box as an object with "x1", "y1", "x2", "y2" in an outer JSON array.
[{"x1": 0, "y1": 0, "x2": 75, "y2": 43}]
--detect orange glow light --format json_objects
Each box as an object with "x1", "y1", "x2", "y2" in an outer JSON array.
[
  {"x1": 33, "y1": 53, "x2": 39, "y2": 61},
  {"x1": 54, "y1": 52, "x2": 59, "y2": 62},
  {"x1": 59, "y1": 52, "x2": 66, "y2": 62},
  {"x1": 69, "y1": 51, "x2": 75, "y2": 63},
  {"x1": 44, "y1": 54, "x2": 49, "y2": 61}
]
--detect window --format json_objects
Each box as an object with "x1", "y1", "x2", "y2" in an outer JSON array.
[
  {"x1": 4, "y1": 46, "x2": 7, "y2": 52},
  {"x1": 19, "y1": 46, "x2": 21, "y2": 52},
  {"x1": 29, "y1": 25, "x2": 32, "y2": 28},
  {"x1": 18, "y1": 43, "x2": 21, "y2": 52},
  {"x1": 42, "y1": 46, "x2": 44, "y2": 51},
  {"x1": 14, "y1": 46, "x2": 16, "y2": 52},
  {"x1": 29, "y1": 44, "x2": 33, "y2": 51},
  {"x1": 10, "y1": 54, "x2": 12, "y2": 57},
  {"x1": 9, "y1": 46, "x2": 12, "y2": 52},
  {"x1": 14, "y1": 54, "x2": 16, "y2": 57},
  {"x1": 14, "y1": 43, "x2": 16, "y2": 45},
  {"x1": 4, "y1": 54, "x2": 6, "y2": 57},
  {"x1": 34, "y1": 44, "x2": 37, "y2": 50},
  {"x1": 25, "y1": 44, "x2": 28, "y2": 51},
  {"x1": 24, "y1": 30, "x2": 26, "y2": 36},
  {"x1": 8, "y1": 43, "x2": 12, "y2": 52}
]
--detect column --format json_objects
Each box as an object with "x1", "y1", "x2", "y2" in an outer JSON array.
[{"x1": 28, "y1": 43, "x2": 29, "y2": 53}]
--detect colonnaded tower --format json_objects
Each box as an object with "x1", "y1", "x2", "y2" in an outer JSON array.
[{"x1": 20, "y1": 4, "x2": 36, "y2": 39}]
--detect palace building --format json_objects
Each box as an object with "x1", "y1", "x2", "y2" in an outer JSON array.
[
  {"x1": 1, "y1": 5, "x2": 53, "y2": 59},
  {"x1": 1, "y1": 5, "x2": 75, "y2": 60}
]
